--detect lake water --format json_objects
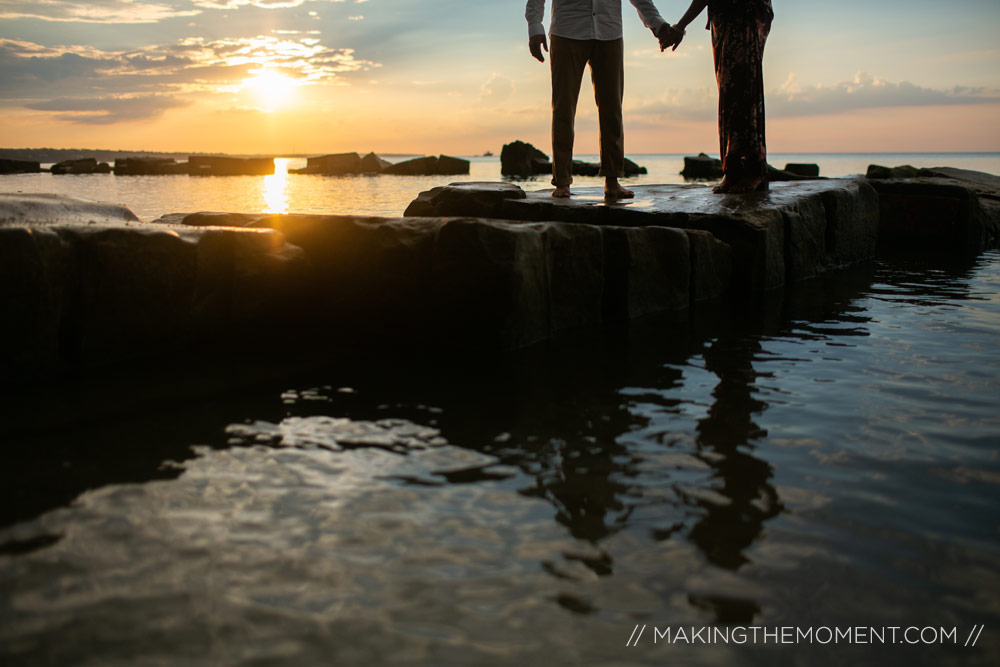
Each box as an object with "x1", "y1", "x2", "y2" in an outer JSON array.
[
  {"x1": 1, "y1": 154, "x2": 999, "y2": 665},
  {"x1": 1, "y1": 152, "x2": 998, "y2": 220}
]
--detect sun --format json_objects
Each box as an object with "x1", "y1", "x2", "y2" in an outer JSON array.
[{"x1": 243, "y1": 69, "x2": 299, "y2": 112}]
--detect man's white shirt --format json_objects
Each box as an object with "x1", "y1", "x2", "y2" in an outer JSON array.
[{"x1": 526, "y1": 0, "x2": 666, "y2": 41}]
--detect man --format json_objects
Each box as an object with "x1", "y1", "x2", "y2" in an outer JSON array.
[{"x1": 526, "y1": 0, "x2": 671, "y2": 198}]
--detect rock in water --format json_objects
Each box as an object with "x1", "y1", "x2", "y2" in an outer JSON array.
[
  {"x1": 114, "y1": 157, "x2": 186, "y2": 175},
  {"x1": 188, "y1": 156, "x2": 274, "y2": 176},
  {"x1": 51, "y1": 158, "x2": 112, "y2": 175},
  {"x1": 436, "y1": 155, "x2": 471, "y2": 176},
  {"x1": 624, "y1": 157, "x2": 647, "y2": 176},
  {"x1": 500, "y1": 141, "x2": 551, "y2": 177},
  {"x1": 302, "y1": 153, "x2": 362, "y2": 175},
  {"x1": 358, "y1": 152, "x2": 392, "y2": 173},
  {"x1": 0, "y1": 159, "x2": 41, "y2": 174},
  {"x1": 784, "y1": 163, "x2": 820, "y2": 178},
  {"x1": 383, "y1": 156, "x2": 440, "y2": 175},
  {"x1": 681, "y1": 153, "x2": 723, "y2": 180}
]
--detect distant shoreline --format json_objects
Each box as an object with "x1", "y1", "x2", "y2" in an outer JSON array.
[{"x1": 2, "y1": 148, "x2": 999, "y2": 164}]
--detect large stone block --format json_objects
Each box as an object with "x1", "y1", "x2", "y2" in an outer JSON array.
[
  {"x1": 1, "y1": 193, "x2": 139, "y2": 227},
  {"x1": 821, "y1": 180, "x2": 879, "y2": 267},
  {"x1": 404, "y1": 182, "x2": 527, "y2": 218},
  {"x1": 431, "y1": 218, "x2": 549, "y2": 350},
  {"x1": 602, "y1": 225, "x2": 690, "y2": 320},
  {"x1": 0, "y1": 159, "x2": 41, "y2": 174},
  {"x1": 534, "y1": 221, "x2": 605, "y2": 334},
  {"x1": 868, "y1": 179, "x2": 989, "y2": 254},
  {"x1": 383, "y1": 156, "x2": 439, "y2": 176},
  {"x1": 686, "y1": 229, "x2": 733, "y2": 303},
  {"x1": 188, "y1": 156, "x2": 274, "y2": 176},
  {"x1": 0, "y1": 228, "x2": 73, "y2": 381}
]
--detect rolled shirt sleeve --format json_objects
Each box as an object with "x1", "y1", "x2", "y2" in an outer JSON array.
[
  {"x1": 526, "y1": 0, "x2": 546, "y2": 38},
  {"x1": 629, "y1": 0, "x2": 666, "y2": 35}
]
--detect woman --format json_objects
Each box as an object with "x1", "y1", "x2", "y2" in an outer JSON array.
[{"x1": 661, "y1": 0, "x2": 773, "y2": 193}]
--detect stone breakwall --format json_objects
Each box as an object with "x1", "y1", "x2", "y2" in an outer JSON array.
[
  {"x1": 405, "y1": 180, "x2": 882, "y2": 292},
  {"x1": 2, "y1": 169, "x2": 997, "y2": 382}
]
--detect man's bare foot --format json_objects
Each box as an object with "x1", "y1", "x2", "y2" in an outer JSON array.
[
  {"x1": 604, "y1": 181, "x2": 634, "y2": 199},
  {"x1": 552, "y1": 186, "x2": 572, "y2": 198},
  {"x1": 713, "y1": 176, "x2": 764, "y2": 194}
]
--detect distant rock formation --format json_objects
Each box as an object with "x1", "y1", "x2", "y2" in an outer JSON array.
[
  {"x1": 681, "y1": 153, "x2": 723, "y2": 180},
  {"x1": 0, "y1": 159, "x2": 41, "y2": 174},
  {"x1": 296, "y1": 152, "x2": 363, "y2": 175},
  {"x1": 358, "y1": 152, "x2": 392, "y2": 173},
  {"x1": 382, "y1": 155, "x2": 470, "y2": 176},
  {"x1": 188, "y1": 156, "x2": 274, "y2": 176},
  {"x1": 51, "y1": 158, "x2": 112, "y2": 175},
  {"x1": 500, "y1": 141, "x2": 551, "y2": 177},
  {"x1": 114, "y1": 157, "x2": 186, "y2": 175},
  {"x1": 290, "y1": 152, "x2": 467, "y2": 176},
  {"x1": 784, "y1": 163, "x2": 820, "y2": 178},
  {"x1": 500, "y1": 140, "x2": 646, "y2": 178}
]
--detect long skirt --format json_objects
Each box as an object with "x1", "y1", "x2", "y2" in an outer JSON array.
[{"x1": 711, "y1": 14, "x2": 770, "y2": 184}]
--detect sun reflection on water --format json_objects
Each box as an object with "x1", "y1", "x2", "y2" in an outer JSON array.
[{"x1": 263, "y1": 158, "x2": 290, "y2": 214}]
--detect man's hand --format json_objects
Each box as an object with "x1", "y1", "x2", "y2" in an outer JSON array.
[
  {"x1": 529, "y1": 34, "x2": 548, "y2": 63},
  {"x1": 657, "y1": 24, "x2": 685, "y2": 52}
]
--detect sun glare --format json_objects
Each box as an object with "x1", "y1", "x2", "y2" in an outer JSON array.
[{"x1": 243, "y1": 70, "x2": 299, "y2": 112}]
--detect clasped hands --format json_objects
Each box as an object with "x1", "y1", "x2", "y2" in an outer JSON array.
[
  {"x1": 657, "y1": 23, "x2": 685, "y2": 52},
  {"x1": 528, "y1": 23, "x2": 684, "y2": 63}
]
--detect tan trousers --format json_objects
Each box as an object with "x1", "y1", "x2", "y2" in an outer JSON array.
[{"x1": 549, "y1": 35, "x2": 625, "y2": 188}]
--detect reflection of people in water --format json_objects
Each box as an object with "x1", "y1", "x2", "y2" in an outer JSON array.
[
  {"x1": 660, "y1": 0, "x2": 773, "y2": 193},
  {"x1": 689, "y1": 331, "x2": 781, "y2": 572}
]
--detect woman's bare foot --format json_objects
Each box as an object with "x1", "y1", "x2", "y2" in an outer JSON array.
[
  {"x1": 604, "y1": 180, "x2": 634, "y2": 199},
  {"x1": 713, "y1": 175, "x2": 764, "y2": 194},
  {"x1": 552, "y1": 186, "x2": 572, "y2": 198}
]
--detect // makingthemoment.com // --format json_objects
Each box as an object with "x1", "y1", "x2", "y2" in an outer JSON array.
[{"x1": 625, "y1": 624, "x2": 986, "y2": 647}]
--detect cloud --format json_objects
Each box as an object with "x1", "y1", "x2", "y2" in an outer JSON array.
[
  {"x1": 0, "y1": 0, "x2": 200, "y2": 24},
  {"x1": 0, "y1": 36, "x2": 379, "y2": 122},
  {"x1": 25, "y1": 95, "x2": 190, "y2": 124},
  {"x1": 478, "y1": 73, "x2": 514, "y2": 103},
  {"x1": 769, "y1": 71, "x2": 1000, "y2": 117},
  {"x1": 625, "y1": 71, "x2": 1000, "y2": 125}
]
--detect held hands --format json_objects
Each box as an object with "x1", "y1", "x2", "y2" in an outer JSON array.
[
  {"x1": 529, "y1": 34, "x2": 548, "y2": 63},
  {"x1": 657, "y1": 24, "x2": 685, "y2": 52}
]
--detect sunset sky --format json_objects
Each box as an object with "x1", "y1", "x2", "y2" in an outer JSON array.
[{"x1": 1, "y1": 0, "x2": 998, "y2": 155}]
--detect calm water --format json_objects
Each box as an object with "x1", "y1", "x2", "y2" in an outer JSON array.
[
  {"x1": 1, "y1": 248, "x2": 998, "y2": 665},
  {"x1": 1, "y1": 153, "x2": 998, "y2": 220}
]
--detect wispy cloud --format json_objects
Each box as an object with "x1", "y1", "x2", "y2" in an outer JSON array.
[
  {"x1": 0, "y1": 0, "x2": 200, "y2": 24},
  {"x1": 477, "y1": 73, "x2": 514, "y2": 103},
  {"x1": 25, "y1": 95, "x2": 190, "y2": 124},
  {"x1": 0, "y1": 36, "x2": 379, "y2": 122},
  {"x1": 770, "y1": 71, "x2": 1000, "y2": 116},
  {"x1": 626, "y1": 71, "x2": 1000, "y2": 125}
]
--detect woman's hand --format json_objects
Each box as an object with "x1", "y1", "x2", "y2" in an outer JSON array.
[{"x1": 658, "y1": 24, "x2": 685, "y2": 52}]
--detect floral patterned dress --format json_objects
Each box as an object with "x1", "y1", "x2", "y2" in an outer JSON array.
[{"x1": 706, "y1": 0, "x2": 773, "y2": 186}]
